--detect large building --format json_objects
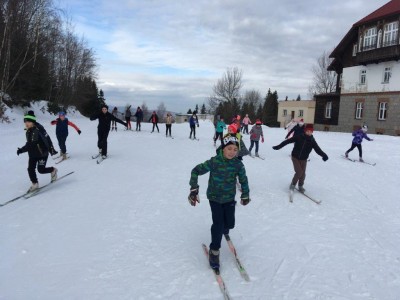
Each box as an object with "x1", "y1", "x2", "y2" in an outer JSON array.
[
  {"x1": 315, "y1": 0, "x2": 400, "y2": 135},
  {"x1": 277, "y1": 100, "x2": 315, "y2": 128}
]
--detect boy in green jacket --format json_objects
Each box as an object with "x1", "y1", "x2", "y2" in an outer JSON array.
[{"x1": 189, "y1": 134, "x2": 250, "y2": 270}]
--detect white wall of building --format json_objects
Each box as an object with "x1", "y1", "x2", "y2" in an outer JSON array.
[{"x1": 341, "y1": 60, "x2": 400, "y2": 93}]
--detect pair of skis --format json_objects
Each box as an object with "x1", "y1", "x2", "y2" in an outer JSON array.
[
  {"x1": 0, "y1": 172, "x2": 74, "y2": 207},
  {"x1": 341, "y1": 155, "x2": 376, "y2": 166},
  {"x1": 290, "y1": 188, "x2": 321, "y2": 205},
  {"x1": 91, "y1": 153, "x2": 107, "y2": 164},
  {"x1": 249, "y1": 154, "x2": 265, "y2": 160},
  {"x1": 202, "y1": 235, "x2": 249, "y2": 299}
]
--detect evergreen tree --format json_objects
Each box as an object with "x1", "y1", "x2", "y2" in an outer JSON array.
[
  {"x1": 187, "y1": 108, "x2": 193, "y2": 114},
  {"x1": 262, "y1": 89, "x2": 279, "y2": 127},
  {"x1": 200, "y1": 103, "x2": 206, "y2": 114},
  {"x1": 256, "y1": 103, "x2": 263, "y2": 120},
  {"x1": 195, "y1": 104, "x2": 199, "y2": 114},
  {"x1": 296, "y1": 94, "x2": 301, "y2": 101}
]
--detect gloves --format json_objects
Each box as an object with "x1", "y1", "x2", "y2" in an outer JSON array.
[
  {"x1": 78, "y1": 130, "x2": 81, "y2": 135},
  {"x1": 241, "y1": 197, "x2": 251, "y2": 206},
  {"x1": 17, "y1": 148, "x2": 22, "y2": 156},
  {"x1": 188, "y1": 187, "x2": 200, "y2": 206},
  {"x1": 261, "y1": 137, "x2": 264, "y2": 143},
  {"x1": 272, "y1": 146, "x2": 279, "y2": 150},
  {"x1": 49, "y1": 147, "x2": 58, "y2": 156},
  {"x1": 322, "y1": 155, "x2": 329, "y2": 161}
]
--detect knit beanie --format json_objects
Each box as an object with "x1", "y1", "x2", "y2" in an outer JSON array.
[
  {"x1": 24, "y1": 111, "x2": 36, "y2": 123},
  {"x1": 228, "y1": 124, "x2": 238, "y2": 133},
  {"x1": 304, "y1": 124, "x2": 314, "y2": 132},
  {"x1": 222, "y1": 134, "x2": 239, "y2": 149}
]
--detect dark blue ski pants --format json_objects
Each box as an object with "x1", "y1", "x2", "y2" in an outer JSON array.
[{"x1": 209, "y1": 200, "x2": 236, "y2": 251}]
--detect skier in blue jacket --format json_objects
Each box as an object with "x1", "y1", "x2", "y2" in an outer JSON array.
[{"x1": 345, "y1": 125, "x2": 373, "y2": 162}]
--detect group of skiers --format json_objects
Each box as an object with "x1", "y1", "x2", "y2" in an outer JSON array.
[{"x1": 110, "y1": 106, "x2": 144, "y2": 131}]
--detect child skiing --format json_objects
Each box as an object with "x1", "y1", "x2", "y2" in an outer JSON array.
[
  {"x1": 272, "y1": 124, "x2": 328, "y2": 192},
  {"x1": 189, "y1": 112, "x2": 199, "y2": 140},
  {"x1": 165, "y1": 113, "x2": 173, "y2": 137},
  {"x1": 135, "y1": 107, "x2": 143, "y2": 131},
  {"x1": 27, "y1": 110, "x2": 58, "y2": 156},
  {"x1": 17, "y1": 112, "x2": 58, "y2": 192},
  {"x1": 345, "y1": 124, "x2": 373, "y2": 162},
  {"x1": 214, "y1": 117, "x2": 226, "y2": 146},
  {"x1": 125, "y1": 106, "x2": 132, "y2": 130},
  {"x1": 226, "y1": 124, "x2": 249, "y2": 160},
  {"x1": 242, "y1": 114, "x2": 252, "y2": 134},
  {"x1": 90, "y1": 105, "x2": 127, "y2": 159},
  {"x1": 50, "y1": 112, "x2": 81, "y2": 160},
  {"x1": 285, "y1": 118, "x2": 304, "y2": 139},
  {"x1": 248, "y1": 119, "x2": 264, "y2": 157},
  {"x1": 149, "y1": 111, "x2": 159, "y2": 133},
  {"x1": 189, "y1": 133, "x2": 250, "y2": 270},
  {"x1": 111, "y1": 107, "x2": 119, "y2": 131}
]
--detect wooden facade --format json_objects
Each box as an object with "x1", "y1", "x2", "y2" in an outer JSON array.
[{"x1": 313, "y1": 93, "x2": 340, "y2": 126}]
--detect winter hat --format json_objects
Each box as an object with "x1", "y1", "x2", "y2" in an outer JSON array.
[
  {"x1": 58, "y1": 111, "x2": 66, "y2": 117},
  {"x1": 222, "y1": 134, "x2": 239, "y2": 149},
  {"x1": 256, "y1": 119, "x2": 262, "y2": 125},
  {"x1": 228, "y1": 124, "x2": 238, "y2": 133},
  {"x1": 101, "y1": 104, "x2": 108, "y2": 109},
  {"x1": 24, "y1": 111, "x2": 36, "y2": 123},
  {"x1": 304, "y1": 124, "x2": 314, "y2": 133},
  {"x1": 362, "y1": 124, "x2": 368, "y2": 132},
  {"x1": 300, "y1": 118, "x2": 304, "y2": 122}
]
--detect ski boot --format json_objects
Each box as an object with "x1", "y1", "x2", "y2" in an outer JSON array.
[
  {"x1": 51, "y1": 168, "x2": 58, "y2": 182},
  {"x1": 27, "y1": 183, "x2": 39, "y2": 193},
  {"x1": 255, "y1": 152, "x2": 259, "y2": 157},
  {"x1": 62, "y1": 153, "x2": 67, "y2": 160},
  {"x1": 298, "y1": 185, "x2": 306, "y2": 193},
  {"x1": 289, "y1": 183, "x2": 295, "y2": 191},
  {"x1": 345, "y1": 152, "x2": 349, "y2": 158},
  {"x1": 102, "y1": 155, "x2": 107, "y2": 160},
  {"x1": 359, "y1": 157, "x2": 364, "y2": 162},
  {"x1": 209, "y1": 249, "x2": 220, "y2": 270}
]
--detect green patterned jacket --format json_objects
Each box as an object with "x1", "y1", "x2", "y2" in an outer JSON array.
[{"x1": 190, "y1": 150, "x2": 249, "y2": 203}]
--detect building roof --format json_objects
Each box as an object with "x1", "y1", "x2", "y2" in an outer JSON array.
[
  {"x1": 354, "y1": 0, "x2": 400, "y2": 26},
  {"x1": 329, "y1": 0, "x2": 400, "y2": 68}
]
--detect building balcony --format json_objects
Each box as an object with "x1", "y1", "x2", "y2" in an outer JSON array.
[{"x1": 356, "y1": 44, "x2": 400, "y2": 64}]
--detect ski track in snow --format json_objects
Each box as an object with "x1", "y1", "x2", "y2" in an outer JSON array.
[{"x1": 1, "y1": 103, "x2": 400, "y2": 299}]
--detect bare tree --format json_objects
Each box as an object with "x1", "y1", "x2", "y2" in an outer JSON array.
[
  {"x1": 156, "y1": 102, "x2": 166, "y2": 119},
  {"x1": 308, "y1": 51, "x2": 337, "y2": 97},
  {"x1": 208, "y1": 67, "x2": 243, "y2": 112},
  {"x1": 243, "y1": 89, "x2": 261, "y2": 107}
]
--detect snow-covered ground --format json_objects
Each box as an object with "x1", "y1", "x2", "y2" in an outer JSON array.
[{"x1": 1, "y1": 103, "x2": 399, "y2": 300}]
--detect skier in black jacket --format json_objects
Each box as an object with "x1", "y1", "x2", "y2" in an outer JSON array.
[
  {"x1": 90, "y1": 105, "x2": 127, "y2": 158},
  {"x1": 27, "y1": 110, "x2": 58, "y2": 156},
  {"x1": 273, "y1": 124, "x2": 328, "y2": 192},
  {"x1": 17, "y1": 112, "x2": 58, "y2": 192}
]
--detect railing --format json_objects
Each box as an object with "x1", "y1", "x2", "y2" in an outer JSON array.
[
  {"x1": 356, "y1": 44, "x2": 400, "y2": 64},
  {"x1": 382, "y1": 37, "x2": 399, "y2": 47},
  {"x1": 362, "y1": 43, "x2": 377, "y2": 51}
]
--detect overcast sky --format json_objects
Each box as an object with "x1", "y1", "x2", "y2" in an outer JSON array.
[{"x1": 58, "y1": 0, "x2": 388, "y2": 112}]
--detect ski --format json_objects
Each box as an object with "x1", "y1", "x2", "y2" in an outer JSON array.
[
  {"x1": 356, "y1": 160, "x2": 376, "y2": 166},
  {"x1": 2, "y1": 172, "x2": 75, "y2": 206},
  {"x1": 91, "y1": 153, "x2": 101, "y2": 159},
  {"x1": 224, "y1": 234, "x2": 250, "y2": 281},
  {"x1": 289, "y1": 189, "x2": 294, "y2": 203},
  {"x1": 97, "y1": 157, "x2": 106, "y2": 164},
  {"x1": 202, "y1": 244, "x2": 231, "y2": 300},
  {"x1": 55, "y1": 156, "x2": 70, "y2": 164},
  {"x1": 294, "y1": 188, "x2": 321, "y2": 205},
  {"x1": 341, "y1": 155, "x2": 355, "y2": 162},
  {"x1": 249, "y1": 155, "x2": 265, "y2": 160}
]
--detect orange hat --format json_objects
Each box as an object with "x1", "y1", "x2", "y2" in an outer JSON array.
[
  {"x1": 228, "y1": 124, "x2": 238, "y2": 133},
  {"x1": 256, "y1": 119, "x2": 262, "y2": 125}
]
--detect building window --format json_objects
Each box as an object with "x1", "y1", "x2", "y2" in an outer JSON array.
[
  {"x1": 383, "y1": 67, "x2": 391, "y2": 83},
  {"x1": 383, "y1": 22, "x2": 399, "y2": 47},
  {"x1": 360, "y1": 70, "x2": 367, "y2": 85},
  {"x1": 355, "y1": 102, "x2": 363, "y2": 119},
  {"x1": 352, "y1": 44, "x2": 357, "y2": 56},
  {"x1": 363, "y1": 27, "x2": 377, "y2": 50},
  {"x1": 378, "y1": 102, "x2": 388, "y2": 120},
  {"x1": 283, "y1": 109, "x2": 287, "y2": 116},
  {"x1": 299, "y1": 110, "x2": 304, "y2": 117},
  {"x1": 325, "y1": 101, "x2": 332, "y2": 119}
]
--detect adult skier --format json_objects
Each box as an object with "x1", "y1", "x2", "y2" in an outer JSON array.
[
  {"x1": 27, "y1": 110, "x2": 58, "y2": 156},
  {"x1": 189, "y1": 112, "x2": 199, "y2": 140},
  {"x1": 272, "y1": 124, "x2": 328, "y2": 192},
  {"x1": 90, "y1": 104, "x2": 127, "y2": 159},
  {"x1": 125, "y1": 106, "x2": 132, "y2": 130},
  {"x1": 214, "y1": 117, "x2": 226, "y2": 146},
  {"x1": 345, "y1": 124, "x2": 373, "y2": 162},
  {"x1": 134, "y1": 107, "x2": 143, "y2": 131},
  {"x1": 111, "y1": 107, "x2": 119, "y2": 131},
  {"x1": 189, "y1": 133, "x2": 250, "y2": 270},
  {"x1": 50, "y1": 112, "x2": 81, "y2": 159},
  {"x1": 285, "y1": 118, "x2": 304, "y2": 139},
  {"x1": 248, "y1": 119, "x2": 264, "y2": 157},
  {"x1": 17, "y1": 112, "x2": 58, "y2": 192},
  {"x1": 149, "y1": 111, "x2": 159, "y2": 133},
  {"x1": 165, "y1": 113, "x2": 173, "y2": 137}
]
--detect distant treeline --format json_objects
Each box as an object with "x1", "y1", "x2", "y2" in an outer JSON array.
[{"x1": 0, "y1": 0, "x2": 104, "y2": 117}]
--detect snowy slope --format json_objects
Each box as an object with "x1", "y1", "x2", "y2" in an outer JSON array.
[{"x1": 0, "y1": 107, "x2": 399, "y2": 300}]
